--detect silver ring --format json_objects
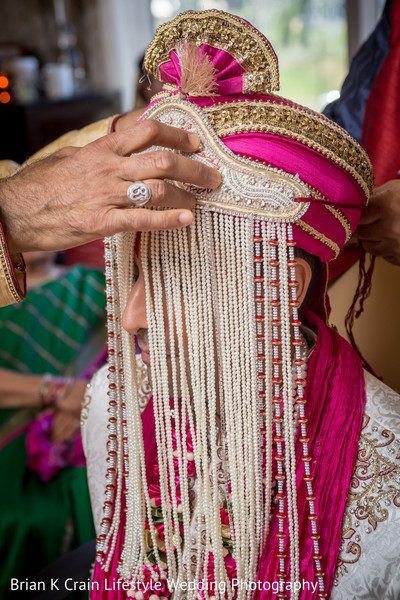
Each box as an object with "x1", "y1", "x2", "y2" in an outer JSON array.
[{"x1": 127, "y1": 181, "x2": 152, "y2": 207}]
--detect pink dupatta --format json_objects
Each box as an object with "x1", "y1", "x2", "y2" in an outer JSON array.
[{"x1": 255, "y1": 312, "x2": 365, "y2": 598}]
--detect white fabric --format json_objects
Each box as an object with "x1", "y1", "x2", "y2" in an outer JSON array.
[
  {"x1": 330, "y1": 371, "x2": 400, "y2": 600},
  {"x1": 81, "y1": 364, "x2": 110, "y2": 533},
  {"x1": 81, "y1": 367, "x2": 400, "y2": 599}
]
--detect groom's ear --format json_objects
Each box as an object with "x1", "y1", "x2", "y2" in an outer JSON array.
[{"x1": 294, "y1": 257, "x2": 312, "y2": 308}]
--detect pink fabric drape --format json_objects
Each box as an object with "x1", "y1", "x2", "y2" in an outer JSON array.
[{"x1": 255, "y1": 313, "x2": 365, "y2": 598}]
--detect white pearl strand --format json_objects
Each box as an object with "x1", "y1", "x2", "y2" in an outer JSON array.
[
  {"x1": 124, "y1": 232, "x2": 165, "y2": 582},
  {"x1": 267, "y1": 223, "x2": 289, "y2": 596},
  {"x1": 235, "y1": 214, "x2": 251, "y2": 590},
  {"x1": 207, "y1": 210, "x2": 237, "y2": 600},
  {"x1": 188, "y1": 216, "x2": 211, "y2": 596},
  {"x1": 193, "y1": 213, "x2": 215, "y2": 600},
  {"x1": 217, "y1": 211, "x2": 251, "y2": 598},
  {"x1": 160, "y1": 229, "x2": 186, "y2": 581},
  {"x1": 225, "y1": 214, "x2": 248, "y2": 596},
  {"x1": 245, "y1": 215, "x2": 264, "y2": 584},
  {"x1": 176, "y1": 225, "x2": 205, "y2": 600},
  {"x1": 237, "y1": 215, "x2": 253, "y2": 590},
  {"x1": 171, "y1": 227, "x2": 199, "y2": 594},
  {"x1": 201, "y1": 209, "x2": 229, "y2": 598},
  {"x1": 184, "y1": 212, "x2": 215, "y2": 600},
  {"x1": 144, "y1": 231, "x2": 176, "y2": 578},
  {"x1": 118, "y1": 232, "x2": 143, "y2": 580},
  {"x1": 169, "y1": 228, "x2": 196, "y2": 577},
  {"x1": 228, "y1": 213, "x2": 254, "y2": 598},
  {"x1": 261, "y1": 220, "x2": 273, "y2": 547},
  {"x1": 212, "y1": 211, "x2": 239, "y2": 600}
]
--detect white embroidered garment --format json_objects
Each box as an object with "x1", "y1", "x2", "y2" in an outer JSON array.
[{"x1": 82, "y1": 365, "x2": 400, "y2": 599}]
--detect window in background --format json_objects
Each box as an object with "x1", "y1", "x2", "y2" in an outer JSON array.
[{"x1": 150, "y1": 0, "x2": 348, "y2": 110}]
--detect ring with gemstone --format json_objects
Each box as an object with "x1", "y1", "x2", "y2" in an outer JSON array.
[{"x1": 127, "y1": 182, "x2": 152, "y2": 207}]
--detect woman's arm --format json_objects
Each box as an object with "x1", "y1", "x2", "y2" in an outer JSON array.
[{"x1": 0, "y1": 367, "x2": 41, "y2": 408}]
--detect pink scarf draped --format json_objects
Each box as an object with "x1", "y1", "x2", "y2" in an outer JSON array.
[
  {"x1": 92, "y1": 315, "x2": 365, "y2": 599},
  {"x1": 255, "y1": 313, "x2": 365, "y2": 598}
]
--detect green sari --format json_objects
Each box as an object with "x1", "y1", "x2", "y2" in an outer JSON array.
[{"x1": 0, "y1": 265, "x2": 105, "y2": 598}]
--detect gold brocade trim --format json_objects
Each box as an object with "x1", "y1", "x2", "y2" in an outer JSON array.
[
  {"x1": 335, "y1": 414, "x2": 400, "y2": 583},
  {"x1": 297, "y1": 220, "x2": 340, "y2": 258},
  {"x1": 202, "y1": 100, "x2": 374, "y2": 199},
  {"x1": 144, "y1": 10, "x2": 279, "y2": 94},
  {"x1": 0, "y1": 225, "x2": 25, "y2": 306},
  {"x1": 324, "y1": 205, "x2": 352, "y2": 243}
]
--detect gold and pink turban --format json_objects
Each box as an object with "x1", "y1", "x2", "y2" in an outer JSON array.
[{"x1": 144, "y1": 9, "x2": 373, "y2": 264}]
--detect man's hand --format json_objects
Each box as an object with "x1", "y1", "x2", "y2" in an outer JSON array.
[
  {"x1": 0, "y1": 120, "x2": 221, "y2": 253},
  {"x1": 352, "y1": 179, "x2": 400, "y2": 265}
]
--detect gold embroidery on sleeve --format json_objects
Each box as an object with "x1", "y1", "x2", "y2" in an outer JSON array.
[{"x1": 334, "y1": 414, "x2": 400, "y2": 583}]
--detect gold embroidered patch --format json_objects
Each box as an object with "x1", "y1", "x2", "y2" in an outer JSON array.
[{"x1": 144, "y1": 10, "x2": 279, "y2": 94}]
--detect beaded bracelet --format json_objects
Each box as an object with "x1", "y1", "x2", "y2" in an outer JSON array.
[{"x1": 38, "y1": 374, "x2": 74, "y2": 408}]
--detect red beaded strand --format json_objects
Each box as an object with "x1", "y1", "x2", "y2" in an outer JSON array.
[
  {"x1": 286, "y1": 224, "x2": 325, "y2": 597},
  {"x1": 267, "y1": 222, "x2": 288, "y2": 596}
]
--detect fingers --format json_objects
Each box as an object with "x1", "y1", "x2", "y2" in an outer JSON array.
[
  {"x1": 108, "y1": 207, "x2": 194, "y2": 233},
  {"x1": 135, "y1": 179, "x2": 197, "y2": 210},
  {"x1": 50, "y1": 411, "x2": 80, "y2": 443},
  {"x1": 360, "y1": 180, "x2": 400, "y2": 225},
  {"x1": 361, "y1": 238, "x2": 400, "y2": 265},
  {"x1": 357, "y1": 215, "x2": 400, "y2": 242},
  {"x1": 358, "y1": 199, "x2": 381, "y2": 225},
  {"x1": 110, "y1": 119, "x2": 202, "y2": 156},
  {"x1": 122, "y1": 150, "x2": 221, "y2": 189},
  {"x1": 360, "y1": 240, "x2": 383, "y2": 254},
  {"x1": 116, "y1": 179, "x2": 196, "y2": 210},
  {"x1": 355, "y1": 223, "x2": 382, "y2": 242}
]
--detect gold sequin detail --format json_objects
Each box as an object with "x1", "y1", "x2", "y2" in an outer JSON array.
[
  {"x1": 202, "y1": 100, "x2": 374, "y2": 200},
  {"x1": 144, "y1": 10, "x2": 279, "y2": 94},
  {"x1": 324, "y1": 205, "x2": 352, "y2": 243},
  {"x1": 297, "y1": 220, "x2": 340, "y2": 258}
]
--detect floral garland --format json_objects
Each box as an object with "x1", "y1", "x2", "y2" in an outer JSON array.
[{"x1": 127, "y1": 419, "x2": 237, "y2": 599}]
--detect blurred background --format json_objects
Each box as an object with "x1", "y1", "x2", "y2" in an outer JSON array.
[{"x1": 0, "y1": 0, "x2": 385, "y2": 163}]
